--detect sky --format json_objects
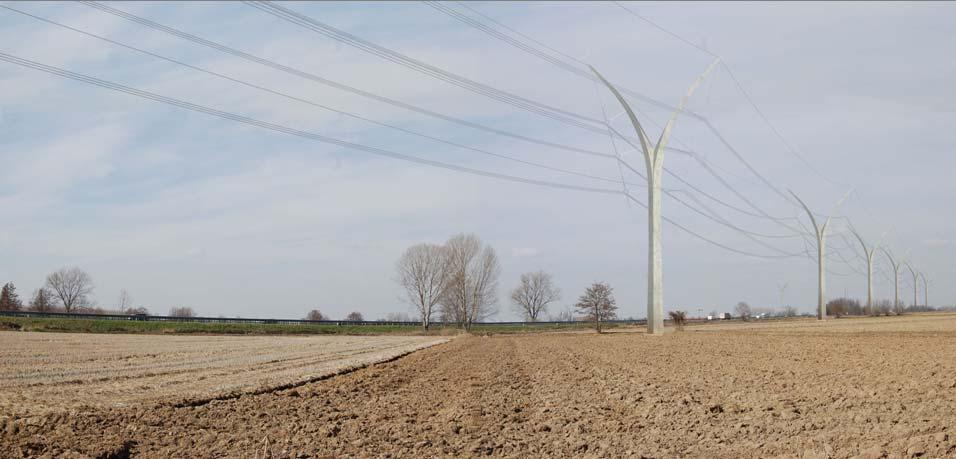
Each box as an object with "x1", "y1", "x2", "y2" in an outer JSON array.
[{"x1": 1, "y1": 1, "x2": 954, "y2": 320}]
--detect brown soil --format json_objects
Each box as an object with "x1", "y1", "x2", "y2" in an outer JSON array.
[{"x1": 3, "y1": 314, "x2": 956, "y2": 458}]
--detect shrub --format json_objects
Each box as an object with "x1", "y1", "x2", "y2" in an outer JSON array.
[
  {"x1": 168, "y1": 307, "x2": 196, "y2": 318},
  {"x1": 669, "y1": 310, "x2": 687, "y2": 330}
]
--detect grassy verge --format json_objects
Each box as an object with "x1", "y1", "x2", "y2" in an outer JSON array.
[
  {"x1": 469, "y1": 322, "x2": 625, "y2": 334},
  {"x1": 1, "y1": 317, "x2": 422, "y2": 336},
  {"x1": 0, "y1": 317, "x2": 623, "y2": 336}
]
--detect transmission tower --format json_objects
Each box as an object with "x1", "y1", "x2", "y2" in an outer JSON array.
[
  {"x1": 591, "y1": 59, "x2": 719, "y2": 334},
  {"x1": 790, "y1": 190, "x2": 850, "y2": 320},
  {"x1": 880, "y1": 249, "x2": 903, "y2": 314},
  {"x1": 848, "y1": 225, "x2": 884, "y2": 315}
]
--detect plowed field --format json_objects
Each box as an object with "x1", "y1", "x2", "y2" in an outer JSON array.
[
  {"x1": 3, "y1": 314, "x2": 956, "y2": 458},
  {"x1": 0, "y1": 333, "x2": 446, "y2": 418}
]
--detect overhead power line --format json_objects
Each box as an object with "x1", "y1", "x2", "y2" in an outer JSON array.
[
  {"x1": 29, "y1": 3, "x2": 833, "y2": 260},
  {"x1": 0, "y1": 51, "x2": 620, "y2": 195},
  {"x1": 246, "y1": 0, "x2": 615, "y2": 135},
  {"x1": 461, "y1": 0, "x2": 820, "y2": 241},
  {"x1": 611, "y1": 1, "x2": 717, "y2": 58},
  {"x1": 77, "y1": 1, "x2": 612, "y2": 160},
  {"x1": 256, "y1": 0, "x2": 702, "y2": 122},
  {"x1": 267, "y1": 0, "x2": 847, "y2": 250},
  {"x1": 0, "y1": 51, "x2": 811, "y2": 262},
  {"x1": 74, "y1": 0, "x2": 807, "y2": 242},
  {"x1": 427, "y1": 1, "x2": 809, "y2": 231},
  {"x1": 455, "y1": 1, "x2": 589, "y2": 67},
  {"x1": 0, "y1": 4, "x2": 642, "y2": 188},
  {"x1": 621, "y1": 192, "x2": 801, "y2": 260},
  {"x1": 611, "y1": 0, "x2": 840, "y2": 187}
]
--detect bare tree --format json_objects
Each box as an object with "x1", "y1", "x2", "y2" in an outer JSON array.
[
  {"x1": 304, "y1": 309, "x2": 324, "y2": 321},
  {"x1": 45, "y1": 267, "x2": 94, "y2": 313},
  {"x1": 510, "y1": 270, "x2": 560, "y2": 322},
  {"x1": 874, "y1": 299, "x2": 893, "y2": 316},
  {"x1": 345, "y1": 311, "x2": 364, "y2": 321},
  {"x1": 735, "y1": 301, "x2": 752, "y2": 320},
  {"x1": 117, "y1": 290, "x2": 133, "y2": 312},
  {"x1": 28, "y1": 288, "x2": 57, "y2": 312},
  {"x1": 782, "y1": 305, "x2": 798, "y2": 317},
  {"x1": 826, "y1": 297, "x2": 863, "y2": 317},
  {"x1": 668, "y1": 310, "x2": 687, "y2": 331},
  {"x1": 396, "y1": 243, "x2": 450, "y2": 331},
  {"x1": 439, "y1": 234, "x2": 500, "y2": 330},
  {"x1": 0, "y1": 283, "x2": 22, "y2": 311},
  {"x1": 548, "y1": 306, "x2": 574, "y2": 323},
  {"x1": 384, "y1": 312, "x2": 413, "y2": 322},
  {"x1": 168, "y1": 306, "x2": 196, "y2": 318},
  {"x1": 575, "y1": 282, "x2": 617, "y2": 333}
]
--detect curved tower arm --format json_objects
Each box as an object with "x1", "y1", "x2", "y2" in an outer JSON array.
[
  {"x1": 789, "y1": 191, "x2": 822, "y2": 237},
  {"x1": 653, "y1": 59, "x2": 721, "y2": 160},
  {"x1": 879, "y1": 247, "x2": 898, "y2": 270},
  {"x1": 589, "y1": 65, "x2": 652, "y2": 160}
]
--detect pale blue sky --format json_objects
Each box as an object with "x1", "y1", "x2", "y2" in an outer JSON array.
[{"x1": 1, "y1": 2, "x2": 953, "y2": 319}]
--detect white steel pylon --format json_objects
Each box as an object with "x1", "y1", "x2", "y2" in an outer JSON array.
[
  {"x1": 591, "y1": 59, "x2": 719, "y2": 334},
  {"x1": 880, "y1": 248, "x2": 903, "y2": 314},
  {"x1": 905, "y1": 263, "x2": 919, "y2": 308},
  {"x1": 790, "y1": 190, "x2": 851, "y2": 320},
  {"x1": 848, "y1": 224, "x2": 885, "y2": 315}
]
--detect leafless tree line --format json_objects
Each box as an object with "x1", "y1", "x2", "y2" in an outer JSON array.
[
  {"x1": 396, "y1": 233, "x2": 501, "y2": 331},
  {"x1": 1, "y1": 267, "x2": 98, "y2": 313},
  {"x1": 1, "y1": 268, "x2": 155, "y2": 316},
  {"x1": 395, "y1": 234, "x2": 628, "y2": 332},
  {"x1": 716, "y1": 298, "x2": 911, "y2": 319},
  {"x1": 168, "y1": 306, "x2": 196, "y2": 318},
  {"x1": 301, "y1": 310, "x2": 368, "y2": 321}
]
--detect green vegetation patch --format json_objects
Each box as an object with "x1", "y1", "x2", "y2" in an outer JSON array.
[
  {"x1": 4, "y1": 317, "x2": 420, "y2": 336},
  {"x1": 1, "y1": 316, "x2": 628, "y2": 336}
]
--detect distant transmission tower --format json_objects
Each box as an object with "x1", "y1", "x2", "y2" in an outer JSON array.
[
  {"x1": 848, "y1": 225, "x2": 884, "y2": 315},
  {"x1": 790, "y1": 190, "x2": 850, "y2": 320},
  {"x1": 777, "y1": 282, "x2": 788, "y2": 309},
  {"x1": 905, "y1": 263, "x2": 919, "y2": 308},
  {"x1": 880, "y1": 248, "x2": 903, "y2": 314}
]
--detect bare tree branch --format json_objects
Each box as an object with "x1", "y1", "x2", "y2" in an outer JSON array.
[
  {"x1": 304, "y1": 309, "x2": 324, "y2": 321},
  {"x1": 45, "y1": 267, "x2": 94, "y2": 313},
  {"x1": 168, "y1": 306, "x2": 195, "y2": 318},
  {"x1": 510, "y1": 271, "x2": 560, "y2": 322},
  {"x1": 440, "y1": 234, "x2": 499, "y2": 330},
  {"x1": 396, "y1": 243, "x2": 449, "y2": 331},
  {"x1": 575, "y1": 282, "x2": 617, "y2": 333},
  {"x1": 118, "y1": 289, "x2": 133, "y2": 312}
]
